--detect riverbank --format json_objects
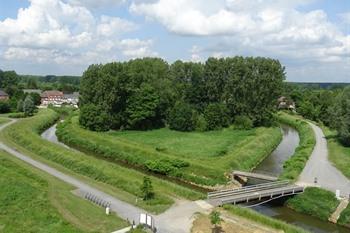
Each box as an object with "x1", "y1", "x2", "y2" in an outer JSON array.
[{"x1": 275, "y1": 112, "x2": 315, "y2": 181}]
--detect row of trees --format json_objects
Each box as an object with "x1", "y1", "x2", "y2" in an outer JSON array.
[
  {"x1": 284, "y1": 84, "x2": 350, "y2": 147},
  {"x1": 79, "y1": 57, "x2": 286, "y2": 131},
  {"x1": 19, "y1": 75, "x2": 80, "y2": 93}
]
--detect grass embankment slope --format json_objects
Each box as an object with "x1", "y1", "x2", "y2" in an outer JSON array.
[
  {"x1": 0, "y1": 109, "x2": 203, "y2": 214},
  {"x1": 276, "y1": 112, "x2": 315, "y2": 181},
  {"x1": 286, "y1": 187, "x2": 339, "y2": 221},
  {"x1": 56, "y1": 114, "x2": 282, "y2": 186},
  {"x1": 322, "y1": 126, "x2": 350, "y2": 227},
  {"x1": 0, "y1": 150, "x2": 127, "y2": 233},
  {"x1": 222, "y1": 205, "x2": 308, "y2": 233}
]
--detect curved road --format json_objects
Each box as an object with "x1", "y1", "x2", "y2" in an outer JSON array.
[
  {"x1": 0, "y1": 120, "x2": 211, "y2": 233},
  {"x1": 298, "y1": 122, "x2": 350, "y2": 197}
]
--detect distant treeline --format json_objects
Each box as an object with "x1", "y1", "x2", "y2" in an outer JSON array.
[
  {"x1": 19, "y1": 74, "x2": 80, "y2": 92},
  {"x1": 79, "y1": 57, "x2": 286, "y2": 132},
  {"x1": 290, "y1": 82, "x2": 350, "y2": 90},
  {"x1": 283, "y1": 83, "x2": 350, "y2": 146}
]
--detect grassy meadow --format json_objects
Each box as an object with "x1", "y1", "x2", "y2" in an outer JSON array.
[
  {"x1": 322, "y1": 126, "x2": 350, "y2": 179},
  {"x1": 0, "y1": 109, "x2": 204, "y2": 214},
  {"x1": 0, "y1": 150, "x2": 128, "y2": 233},
  {"x1": 57, "y1": 114, "x2": 282, "y2": 186}
]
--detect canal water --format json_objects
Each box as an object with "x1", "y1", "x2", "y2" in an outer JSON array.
[{"x1": 249, "y1": 125, "x2": 350, "y2": 233}]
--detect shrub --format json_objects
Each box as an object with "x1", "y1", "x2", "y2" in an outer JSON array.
[
  {"x1": 0, "y1": 101, "x2": 11, "y2": 113},
  {"x1": 234, "y1": 115, "x2": 253, "y2": 130},
  {"x1": 79, "y1": 104, "x2": 110, "y2": 131},
  {"x1": 204, "y1": 103, "x2": 230, "y2": 130},
  {"x1": 195, "y1": 114, "x2": 207, "y2": 132},
  {"x1": 8, "y1": 112, "x2": 26, "y2": 118},
  {"x1": 168, "y1": 101, "x2": 196, "y2": 131}
]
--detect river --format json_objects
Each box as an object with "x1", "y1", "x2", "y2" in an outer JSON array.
[{"x1": 250, "y1": 125, "x2": 350, "y2": 233}]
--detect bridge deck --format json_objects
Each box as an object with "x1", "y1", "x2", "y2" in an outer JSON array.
[
  {"x1": 233, "y1": 170, "x2": 278, "y2": 181},
  {"x1": 208, "y1": 181, "x2": 304, "y2": 206}
]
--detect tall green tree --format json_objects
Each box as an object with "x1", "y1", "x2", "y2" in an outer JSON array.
[
  {"x1": 23, "y1": 95, "x2": 35, "y2": 116},
  {"x1": 140, "y1": 176, "x2": 154, "y2": 200}
]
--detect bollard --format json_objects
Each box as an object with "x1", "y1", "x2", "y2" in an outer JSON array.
[
  {"x1": 105, "y1": 206, "x2": 110, "y2": 215},
  {"x1": 336, "y1": 190, "x2": 341, "y2": 199}
]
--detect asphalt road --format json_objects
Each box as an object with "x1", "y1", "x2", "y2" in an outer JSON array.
[{"x1": 298, "y1": 122, "x2": 350, "y2": 197}]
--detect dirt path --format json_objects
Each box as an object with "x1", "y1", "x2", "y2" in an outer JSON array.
[{"x1": 298, "y1": 122, "x2": 350, "y2": 197}]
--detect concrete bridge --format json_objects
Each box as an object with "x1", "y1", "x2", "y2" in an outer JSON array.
[
  {"x1": 232, "y1": 170, "x2": 278, "y2": 182},
  {"x1": 207, "y1": 180, "x2": 304, "y2": 206}
]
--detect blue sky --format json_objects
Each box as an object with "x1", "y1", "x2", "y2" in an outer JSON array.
[{"x1": 0, "y1": 0, "x2": 349, "y2": 82}]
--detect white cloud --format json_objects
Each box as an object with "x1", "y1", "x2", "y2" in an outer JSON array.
[
  {"x1": 0, "y1": 0, "x2": 156, "y2": 67},
  {"x1": 68, "y1": 0, "x2": 127, "y2": 9},
  {"x1": 339, "y1": 12, "x2": 350, "y2": 24},
  {"x1": 130, "y1": 0, "x2": 349, "y2": 70}
]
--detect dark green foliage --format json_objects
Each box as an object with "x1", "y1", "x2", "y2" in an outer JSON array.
[
  {"x1": 195, "y1": 114, "x2": 207, "y2": 131},
  {"x1": 286, "y1": 187, "x2": 339, "y2": 221},
  {"x1": 28, "y1": 92, "x2": 41, "y2": 106},
  {"x1": 168, "y1": 101, "x2": 196, "y2": 131},
  {"x1": 204, "y1": 103, "x2": 230, "y2": 130},
  {"x1": 140, "y1": 176, "x2": 154, "y2": 200},
  {"x1": 0, "y1": 101, "x2": 11, "y2": 113},
  {"x1": 80, "y1": 57, "x2": 285, "y2": 131},
  {"x1": 145, "y1": 158, "x2": 189, "y2": 176},
  {"x1": 329, "y1": 87, "x2": 350, "y2": 147},
  {"x1": 126, "y1": 83, "x2": 162, "y2": 130},
  {"x1": 79, "y1": 104, "x2": 110, "y2": 131},
  {"x1": 23, "y1": 95, "x2": 35, "y2": 116},
  {"x1": 234, "y1": 115, "x2": 253, "y2": 130}
]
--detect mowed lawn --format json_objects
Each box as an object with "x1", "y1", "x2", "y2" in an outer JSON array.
[{"x1": 109, "y1": 127, "x2": 255, "y2": 159}]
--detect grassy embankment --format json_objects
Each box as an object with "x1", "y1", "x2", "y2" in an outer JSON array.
[
  {"x1": 223, "y1": 205, "x2": 308, "y2": 233},
  {"x1": 0, "y1": 150, "x2": 128, "y2": 233},
  {"x1": 322, "y1": 126, "x2": 350, "y2": 227},
  {"x1": 56, "y1": 114, "x2": 282, "y2": 187},
  {"x1": 0, "y1": 109, "x2": 204, "y2": 214},
  {"x1": 276, "y1": 112, "x2": 315, "y2": 181},
  {"x1": 286, "y1": 187, "x2": 340, "y2": 221}
]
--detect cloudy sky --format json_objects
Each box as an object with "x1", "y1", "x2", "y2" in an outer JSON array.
[{"x1": 0, "y1": 0, "x2": 349, "y2": 82}]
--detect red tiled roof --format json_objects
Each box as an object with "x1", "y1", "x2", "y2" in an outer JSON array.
[{"x1": 41, "y1": 90, "x2": 64, "y2": 98}]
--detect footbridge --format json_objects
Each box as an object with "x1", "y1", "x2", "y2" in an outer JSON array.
[
  {"x1": 207, "y1": 180, "x2": 304, "y2": 206},
  {"x1": 232, "y1": 170, "x2": 278, "y2": 181}
]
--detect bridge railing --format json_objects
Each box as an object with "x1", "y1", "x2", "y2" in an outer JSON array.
[{"x1": 208, "y1": 180, "x2": 289, "y2": 199}]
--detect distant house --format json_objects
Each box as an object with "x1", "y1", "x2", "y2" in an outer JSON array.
[
  {"x1": 0, "y1": 90, "x2": 9, "y2": 101},
  {"x1": 41, "y1": 90, "x2": 64, "y2": 106},
  {"x1": 278, "y1": 96, "x2": 296, "y2": 111},
  {"x1": 63, "y1": 92, "x2": 79, "y2": 108}
]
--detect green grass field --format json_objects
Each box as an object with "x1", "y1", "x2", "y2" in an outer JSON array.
[
  {"x1": 0, "y1": 109, "x2": 204, "y2": 214},
  {"x1": 57, "y1": 114, "x2": 282, "y2": 186},
  {"x1": 0, "y1": 150, "x2": 127, "y2": 233},
  {"x1": 322, "y1": 127, "x2": 350, "y2": 179},
  {"x1": 109, "y1": 127, "x2": 254, "y2": 159},
  {"x1": 286, "y1": 187, "x2": 340, "y2": 221}
]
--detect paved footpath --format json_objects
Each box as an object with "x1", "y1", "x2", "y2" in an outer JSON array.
[
  {"x1": 298, "y1": 122, "x2": 350, "y2": 197},
  {"x1": 1, "y1": 120, "x2": 213, "y2": 233}
]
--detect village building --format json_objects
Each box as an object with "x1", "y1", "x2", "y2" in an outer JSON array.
[
  {"x1": 277, "y1": 96, "x2": 296, "y2": 111},
  {"x1": 23, "y1": 89, "x2": 42, "y2": 94},
  {"x1": 0, "y1": 90, "x2": 9, "y2": 101},
  {"x1": 41, "y1": 90, "x2": 65, "y2": 106},
  {"x1": 40, "y1": 90, "x2": 79, "y2": 108}
]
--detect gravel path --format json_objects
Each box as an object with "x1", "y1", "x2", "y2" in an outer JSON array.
[{"x1": 298, "y1": 122, "x2": 350, "y2": 197}]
